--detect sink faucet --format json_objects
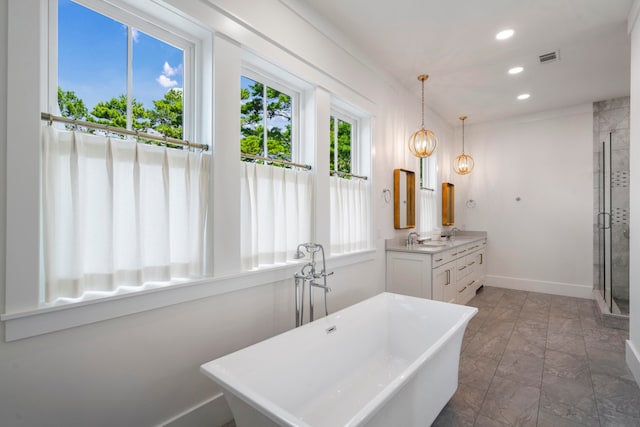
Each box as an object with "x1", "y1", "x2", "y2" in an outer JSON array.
[
  {"x1": 407, "y1": 231, "x2": 420, "y2": 246},
  {"x1": 450, "y1": 227, "x2": 460, "y2": 241}
]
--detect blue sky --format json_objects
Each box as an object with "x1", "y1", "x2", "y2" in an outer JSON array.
[{"x1": 58, "y1": 0, "x2": 183, "y2": 112}]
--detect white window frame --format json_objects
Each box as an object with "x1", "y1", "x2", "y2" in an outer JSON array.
[
  {"x1": 51, "y1": 0, "x2": 197, "y2": 141},
  {"x1": 329, "y1": 109, "x2": 360, "y2": 176},
  {"x1": 420, "y1": 154, "x2": 437, "y2": 190},
  {"x1": 2, "y1": 0, "x2": 213, "y2": 341},
  {"x1": 240, "y1": 67, "x2": 300, "y2": 165}
]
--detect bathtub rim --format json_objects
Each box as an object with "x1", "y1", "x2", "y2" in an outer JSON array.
[{"x1": 200, "y1": 292, "x2": 478, "y2": 427}]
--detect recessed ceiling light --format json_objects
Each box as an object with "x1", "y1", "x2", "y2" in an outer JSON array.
[
  {"x1": 517, "y1": 93, "x2": 530, "y2": 100},
  {"x1": 508, "y1": 66, "x2": 524, "y2": 74},
  {"x1": 496, "y1": 29, "x2": 514, "y2": 40}
]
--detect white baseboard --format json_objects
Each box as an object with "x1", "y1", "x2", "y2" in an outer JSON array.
[
  {"x1": 159, "y1": 393, "x2": 232, "y2": 427},
  {"x1": 486, "y1": 275, "x2": 593, "y2": 299},
  {"x1": 627, "y1": 340, "x2": 640, "y2": 388}
]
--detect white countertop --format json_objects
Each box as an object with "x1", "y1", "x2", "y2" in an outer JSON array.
[{"x1": 385, "y1": 231, "x2": 487, "y2": 255}]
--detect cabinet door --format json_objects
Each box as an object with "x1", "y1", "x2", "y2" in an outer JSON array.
[
  {"x1": 475, "y1": 248, "x2": 486, "y2": 289},
  {"x1": 386, "y1": 252, "x2": 432, "y2": 299},
  {"x1": 432, "y1": 262, "x2": 455, "y2": 302}
]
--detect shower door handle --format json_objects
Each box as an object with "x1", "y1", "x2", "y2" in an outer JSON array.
[{"x1": 598, "y1": 212, "x2": 611, "y2": 229}]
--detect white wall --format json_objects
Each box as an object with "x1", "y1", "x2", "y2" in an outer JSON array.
[
  {"x1": 626, "y1": 0, "x2": 640, "y2": 387},
  {"x1": 0, "y1": 0, "x2": 450, "y2": 426},
  {"x1": 444, "y1": 106, "x2": 594, "y2": 298}
]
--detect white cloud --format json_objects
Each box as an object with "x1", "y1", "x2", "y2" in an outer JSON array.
[
  {"x1": 156, "y1": 74, "x2": 178, "y2": 88},
  {"x1": 156, "y1": 62, "x2": 183, "y2": 88},
  {"x1": 132, "y1": 28, "x2": 140, "y2": 43},
  {"x1": 162, "y1": 61, "x2": 179, "y2": 77}
]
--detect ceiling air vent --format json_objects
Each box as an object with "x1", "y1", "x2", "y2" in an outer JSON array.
[{"x1": 539, "y1": 50, "x2": 560, "y2": 64}]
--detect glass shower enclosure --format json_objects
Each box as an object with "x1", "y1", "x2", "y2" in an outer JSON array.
[{"x1": 596, "y1": 131, "x2": 630, "y2": 315}]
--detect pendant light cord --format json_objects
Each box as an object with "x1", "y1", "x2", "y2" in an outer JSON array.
[
  {"x1": 421, "y1": 79, "x2": 425, "y2": 127},
  {"x1": 459, "y1": 115, "x2": 467, "y2": 154}
]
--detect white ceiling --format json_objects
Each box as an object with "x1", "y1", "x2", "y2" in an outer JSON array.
[{"x1": 297, "y1": 0, "x2": 633, "y2": 125}]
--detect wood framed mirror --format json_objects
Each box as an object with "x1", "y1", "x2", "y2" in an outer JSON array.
[
  {"x1": 442, "y1": 182, "x2": 454, "y2": 226},
  {"x1": 394, "y1": 169, "x2": 415, "y2": 229}
]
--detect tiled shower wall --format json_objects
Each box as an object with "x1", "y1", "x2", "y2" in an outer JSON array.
[{"x1": 593, "y1": 96, "x2": 630, "y2": 312}]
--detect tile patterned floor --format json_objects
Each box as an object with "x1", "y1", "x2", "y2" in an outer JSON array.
[
  {"x1": 433, "y1": 286, "x2": 640, "y2": 427},
  {"x1": 222, "y1": 287, "x2": 640, "y2": 427}
]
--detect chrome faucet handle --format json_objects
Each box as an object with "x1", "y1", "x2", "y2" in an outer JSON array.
[
  {"x1": 407, "y1": 231, "x2": 420, "y2": 245},
  {"x1": 310, "y1": 281, "x2": 331, "y2": 292}
]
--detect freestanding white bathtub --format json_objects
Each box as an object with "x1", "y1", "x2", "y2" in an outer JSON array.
[{"x1": 201, "y1": 292, "x2": 477, "y2": 427}]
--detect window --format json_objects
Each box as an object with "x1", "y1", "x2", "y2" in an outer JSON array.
[
  {"x1": 239, "y1": 71, "x2": 311, "y2": 270},
  {"x1": 420, "y1": 155, "x2": 437, "y2": 190},
  {"x1": 329, "y1": 109, "x2": 370, "y2": 254},
  {"x1": 57, "y1": 0, "x2": 191, "y2": 139},
  {"x1": 40, "y1": 0, "x2": 209, "y2": 306},
  {"x1": 240, "y1": 74, "x2": 295, "y2": 163},
  {"x1": 330, "y1": 115, "x2": 353, "y2": 174},
  {"x1": 419, "y1": 155, "x2": 438, "y2": 235}
]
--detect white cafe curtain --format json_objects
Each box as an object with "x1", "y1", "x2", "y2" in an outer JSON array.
[
  {"x1": 329, "y1": 175, "x2": 371, "y2": 254},
  {"x1": 419, "y1": 188, "x2": 437, "y2": 235},
  {"x1": 42, "y1": 126, "x2": 210, "y2": 303},
  {"x1": 240, "y1": 162, "x2": 312, "y2": 270}
]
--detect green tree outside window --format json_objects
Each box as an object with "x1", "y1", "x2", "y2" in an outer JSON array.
[
  {"x1": 330, "y1": 116, "x2": 352, "y2": 174},
  {"x1": 241, "y1": 76, "x2": 293, "y2": 164}
]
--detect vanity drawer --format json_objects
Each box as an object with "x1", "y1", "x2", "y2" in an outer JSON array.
[
  {"x1": 456, "y1": 256, "x2": 473, "y2": 280},
  {"x1": 432, "y1": 250, "x2": 454, "y2": 268},
  {"x1": 451, "y1": 243, "x2": 471, "y2": 258}
]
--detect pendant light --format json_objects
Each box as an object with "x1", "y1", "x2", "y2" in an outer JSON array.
[
  {"x1": 408, "y1": 74, "x2": 438, "y2": 158},
  {"x1": 453, "y1": 115, "x2": 474, "y2": 175}
]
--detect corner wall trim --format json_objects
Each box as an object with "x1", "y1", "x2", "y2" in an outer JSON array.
[
  {"x1": 159, "y1": 392, "x2": 232, "y2": 427},
  {"x1": 486, "y1": 275, "x2": 592, "y2": 299},
  {"x1": 627, "y1": 340, "x2": 640, "y2": 388}
]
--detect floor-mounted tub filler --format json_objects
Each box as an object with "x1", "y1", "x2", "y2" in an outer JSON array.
[{"x1": 200, "y1": 292, "x2": 477, "y2": 427}]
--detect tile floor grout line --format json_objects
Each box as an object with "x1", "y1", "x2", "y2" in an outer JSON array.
[
  {"x1": 582, "y1": 301, "x2": 604, "y2": 427},
  {"x1": 535, "y1": 294, "x2": 551, "y2": 427}
]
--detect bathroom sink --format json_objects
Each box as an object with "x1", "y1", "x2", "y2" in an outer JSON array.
[{"x1": 419, "y1": 241, "x2": 449, "y2": 247}]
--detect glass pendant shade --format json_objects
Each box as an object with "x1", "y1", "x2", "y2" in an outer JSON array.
[
  {"x1": 453, "y1": 153, "x2": 474, "y2": 175},
  {"x1": 408, "y1": 128, "x2": 438, "y2": 158},
  {"x1": 453, "y1": 115, "x2": 474, "y2": 175},
  {"x1": 408, "y1": 74, "x2": 438, "y2": 158}
]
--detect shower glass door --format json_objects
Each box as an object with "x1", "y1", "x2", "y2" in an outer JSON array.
[{"x1": 597, "y1": 132, "x2": 630, "y2": 315}]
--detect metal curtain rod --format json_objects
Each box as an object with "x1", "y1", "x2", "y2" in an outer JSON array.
[
  {"x1": 240, "y1": 152, "x2": 312, "y2": 170},
  {"x1": 41, "y1": 112, "x2": 209, "y2": 151},
  {"x1": 330, "y1": 170, "x2": 368, "y2": 180}
]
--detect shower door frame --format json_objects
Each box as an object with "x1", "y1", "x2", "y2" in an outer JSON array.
[{"x1": 597, "y1": 134, "x2": 612, "y2": 312}]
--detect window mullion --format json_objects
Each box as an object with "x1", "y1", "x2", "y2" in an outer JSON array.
[
  {"x1": 126, "y1": 25, "x2": 133, "y2": 130},
  {"x1": 333, "y1": 117, "x2": 340, "y2": 171},
  {"x1": 262, "y1": 84, "x2": 268, "y2": 157}
]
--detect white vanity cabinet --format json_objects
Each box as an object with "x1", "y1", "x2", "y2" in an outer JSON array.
[
  {"x1": 385, "y1": 251, "x2": 432, "y2": 299},
  {"x1": 386, "y1": 238, "x2": 487, "y2": 305}
]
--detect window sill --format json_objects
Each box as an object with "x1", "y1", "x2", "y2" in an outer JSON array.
[{"x1": 1, "y1": 248, "x2": 376, "y2": 341}]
